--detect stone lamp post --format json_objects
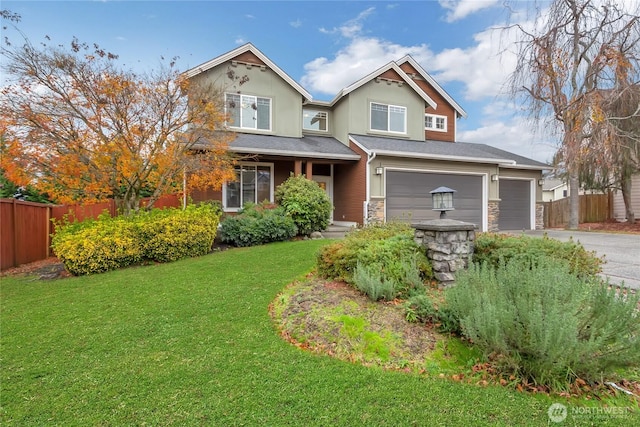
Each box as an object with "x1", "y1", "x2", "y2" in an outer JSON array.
[{"x1": 413, "y1": 187, "x2": 476, "y2": 286}]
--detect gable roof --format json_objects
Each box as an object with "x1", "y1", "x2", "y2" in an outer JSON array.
[
  {"x1": 323, "y1": 62, "x2": 438, "y2": 109},
  {"x1": 395, "y1": 55, "x2": 468, "y2": 119},
  {"x1": 183, "y1": 43, "x2": 312, "y2": 101},
  {"x1": 350, "y1": 134, "x2": 550, "y2": 170},
  {"x1": 543, "y1": 178, "x2": 567, "y2": 191}
]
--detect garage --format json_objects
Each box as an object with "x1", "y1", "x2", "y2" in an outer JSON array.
[
  {"x1": 386, "y1": 170, "x2": 483, "y2": 227},
  {"x1": 498, "y1": 179, "x2": 531, "y2": 230}
]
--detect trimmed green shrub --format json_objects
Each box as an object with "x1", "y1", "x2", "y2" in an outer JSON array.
[
  {"x1": 219, "y1": 203, "x2": 297, "y2": 247},
  {"x1": 137, "y1": 204, "x2": 220, "y2": 262},
  {"x1": 316, "y1": 223, "x2": 433, "y2": 292},
  {"x1": 52, "y1": 204, "x2": 220, "y2": 275},
  {"x1": 275, "y1": 174, "x2": 331, "y2": 235},
  {"x1": 317, "y1": 222, "x2": 432, "y2": 299},
  {"x1": 446, "y1": 257, "x2": 640, "y2": 390},
  {"x1": 52, "y1": 214, "x2": 143, "y2": 275},
  {"x1": 473, "y1": 232, "x2": 603, "y2": 279}
]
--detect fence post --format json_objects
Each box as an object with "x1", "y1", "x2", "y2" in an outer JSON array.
[{"x1": 12, "y1": 198, "x2": 18, "y2": 268}]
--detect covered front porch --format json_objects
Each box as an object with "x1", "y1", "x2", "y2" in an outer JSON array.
[{"x1": 191, "y1": 133, "x2": 363, "y2": 224}]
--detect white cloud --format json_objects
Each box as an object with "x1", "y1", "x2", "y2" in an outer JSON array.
[
  {"x1": 301, "y1": 37, "x2": 433, "y2": 96},
  {"x1": 438, "y1": 0, "x2": 501, "y2": 22},
  {"x1": 245, "y1": 14, "x2": 255, "y2": 19},
  {"x1": 290, "y1": 19, "x2": 302, "y2": 28},
  {"x1": 318, "y1": 6, "x2": 375, "y2": 38},
  {"x1": 235, "y1": 37, "x2": 246, "y2": 45},
  {"x1": 303, "y1": 7, "x2": 434, "y2": 95},
  {"x1": 428, "y1": 25, "x2": 519, "y2": 101}
]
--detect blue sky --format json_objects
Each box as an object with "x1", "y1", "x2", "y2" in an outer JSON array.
[{"x1": 2, "y1": 1, "x2": 559, "y2": 162}]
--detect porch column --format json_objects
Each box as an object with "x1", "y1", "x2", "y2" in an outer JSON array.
[
  {"x1": 305, "y1": 160, "x2": 313, "y2": 180},
  {"x1": 294, "y1": 160, "x2": 302, "y2": 176}
]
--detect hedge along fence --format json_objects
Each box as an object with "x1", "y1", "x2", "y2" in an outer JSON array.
[
  {"x1": 51, "y1": 203, "x2": 220, "y2": 275},
  {"x1": 0, "y1": 194, "x2": 181, "y2": 271}
]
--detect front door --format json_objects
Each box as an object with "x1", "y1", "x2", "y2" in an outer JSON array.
[{"x1": 312, "y1": 175, "x2": 333, "y2": 223}]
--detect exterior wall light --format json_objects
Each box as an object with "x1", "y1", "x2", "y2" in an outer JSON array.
[
  {"x1": 538, "y1": 178, "x2": 545, "y2": 186},
  {"x1": 491, "y1": 174, "x2": 499, "y2": 182},
  {"x1": 375, "y1": 167, "x2": 383, "y2": 175},
  {"x1": 431, "y1": 186, "x2": 456, "y2": 219}
]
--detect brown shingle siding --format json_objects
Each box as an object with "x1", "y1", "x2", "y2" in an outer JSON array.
[{"x1": 399, "y1": 62, "x2": 457, "y2": 142}]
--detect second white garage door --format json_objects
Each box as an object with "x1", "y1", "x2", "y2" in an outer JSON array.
[{"x1": 385, "y1": 170, "x2": 483, "y2": 228}]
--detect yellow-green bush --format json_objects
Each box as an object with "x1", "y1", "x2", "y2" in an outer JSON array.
[
  {"x1": 138, "y1": 204, "x2": 220, "y2": 262},
  {"x1": 51, "y1": 216, "x2": 143, "y2": 275},
  {"x1": 52, "y1": 204, "x2": 220, "y2": 275}
]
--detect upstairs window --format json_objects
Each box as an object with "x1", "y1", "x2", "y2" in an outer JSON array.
[
  {"x1": 303, "y1": 109, "x2": 328, "y2": 132},
  {"x1": 425, "y1": 114, "x2": 447, "y2": 132},
  {"x1": 226, "y1": 94, "x2": 271, "y2": 131},
  {"x1": 371, "y1": 102, "x2": 406, "y2": 134}
]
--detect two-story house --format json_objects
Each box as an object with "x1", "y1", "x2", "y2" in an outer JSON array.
[{"x1": 185, "y1": 43, "x2": 549, "y2": 231}]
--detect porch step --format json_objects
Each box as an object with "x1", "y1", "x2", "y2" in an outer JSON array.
[{"x1": 321, "y1": 225, "x2": 354, "y2": 239}]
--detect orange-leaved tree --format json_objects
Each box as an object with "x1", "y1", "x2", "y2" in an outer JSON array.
[{"x1": 0, "y1": 36, "x2": 237, "y2": 214}]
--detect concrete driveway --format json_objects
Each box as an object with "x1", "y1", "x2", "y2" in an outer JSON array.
[{"x1": 517, "y1": 230, "x2": 640, "y2": 290}]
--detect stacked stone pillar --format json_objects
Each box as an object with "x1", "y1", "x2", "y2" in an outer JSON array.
[{"x1": 412, "y1": 219, "x2": 476, "y2": 286}]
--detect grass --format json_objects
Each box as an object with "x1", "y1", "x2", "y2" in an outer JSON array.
[{"x1": 1, "y1": 240, "x2": 637, "y2": 426}]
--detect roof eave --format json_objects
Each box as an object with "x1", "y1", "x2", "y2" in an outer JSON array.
[
  {"x1": 183, "y1": 43, "x2": 313, "y2": 101},
  {"x1": 229, "y1": 146, "x2": 360, "y2": 161},
  {"x1": 396, "y1": 55, "x2": 468, "y2": 118},
  {"x1": 333, "y1": 62, "x2": 438, "y2": 109},
  {"x1": 369, "y1": 149, "x2": 518, "y2": 165}
]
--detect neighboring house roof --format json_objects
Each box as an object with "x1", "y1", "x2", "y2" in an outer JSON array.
[
  {"x1": 224, "y1": 133, "x2": 361, "y2": 161},
  {"x1": 183, "y1": 43, "x2": 313, "y2": 101},
  {"x1": 395, "y1": 55, "x2": 468, "y2": 119},
  {"x1": 317, "y1": 62, "x2": 438, "y2": 109},
  {"x1": 543, "y1": 178, "x2": 567, "y2": 191},
  {"x1": 350, "y1": 134, "x2": 550, "y2": 169}
]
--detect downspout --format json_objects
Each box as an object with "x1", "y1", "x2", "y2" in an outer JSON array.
[{"x1": 365, "y1": 151, "x2": 377, "y2": 225}]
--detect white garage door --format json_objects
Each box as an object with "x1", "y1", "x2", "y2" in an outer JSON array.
[
  {"x1": 386, "y1": 171, "x2": 483, "y2": 227},
  {"x1": 499, "y1": 179, "x2": 531, "y2": 230}
]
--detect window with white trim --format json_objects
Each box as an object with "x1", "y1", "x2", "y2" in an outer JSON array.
[
  {"x1": 425, "y1": 114, "x2": 447, "y2": 132},
  {"x1": 302, "y1": 109, "x2": 328, "y2": 132},
  {"x1": 370, "y1": 102, "x2": 406, "y2": 133},
  {"x1": 226, "y1": 94, "x2": 271, "y2": 131},
  {"x1": 224, "y1": 164, "x2": 273, "y2": 210}
]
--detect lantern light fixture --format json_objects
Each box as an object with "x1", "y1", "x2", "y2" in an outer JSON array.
[{"x1": 430, "y1": 186, "x2": 456, "y2": 219}]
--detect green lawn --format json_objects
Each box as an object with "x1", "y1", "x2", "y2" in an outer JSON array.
[{"x1": 1, "y1": 240, "x2": 635, "y2": 426}]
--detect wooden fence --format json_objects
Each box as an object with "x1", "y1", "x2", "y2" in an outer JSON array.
[
  {"x1": 543, "y1": 193, "x2": 612, "y2": 229},
  {"x1": 0, "y1": 195, "x2": 181, "y2": 271},
  {"x1": 1, "y1": 199, "x2": 52, "y2": 271}
]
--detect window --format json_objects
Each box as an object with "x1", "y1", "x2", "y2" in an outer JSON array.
[
  {"x1": 226, "y1": 94, "x2": 271, "y2": 131},
  {"x1": 224, "y1": 164, "x2": 272, "y2": 210},
  {"x1": 425, "y1": 114, "x2": 447, "y2": 132},
  {"x1": 302, "y1": 109, "x2": 328, "y2": 132},
  {"x1": 370, "y1": 102, "x2": 406, "y2": 133}
]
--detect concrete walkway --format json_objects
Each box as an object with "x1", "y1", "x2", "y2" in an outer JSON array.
[{"x1": 517, "y1": 230, "x2": 640, "y2": 290}]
